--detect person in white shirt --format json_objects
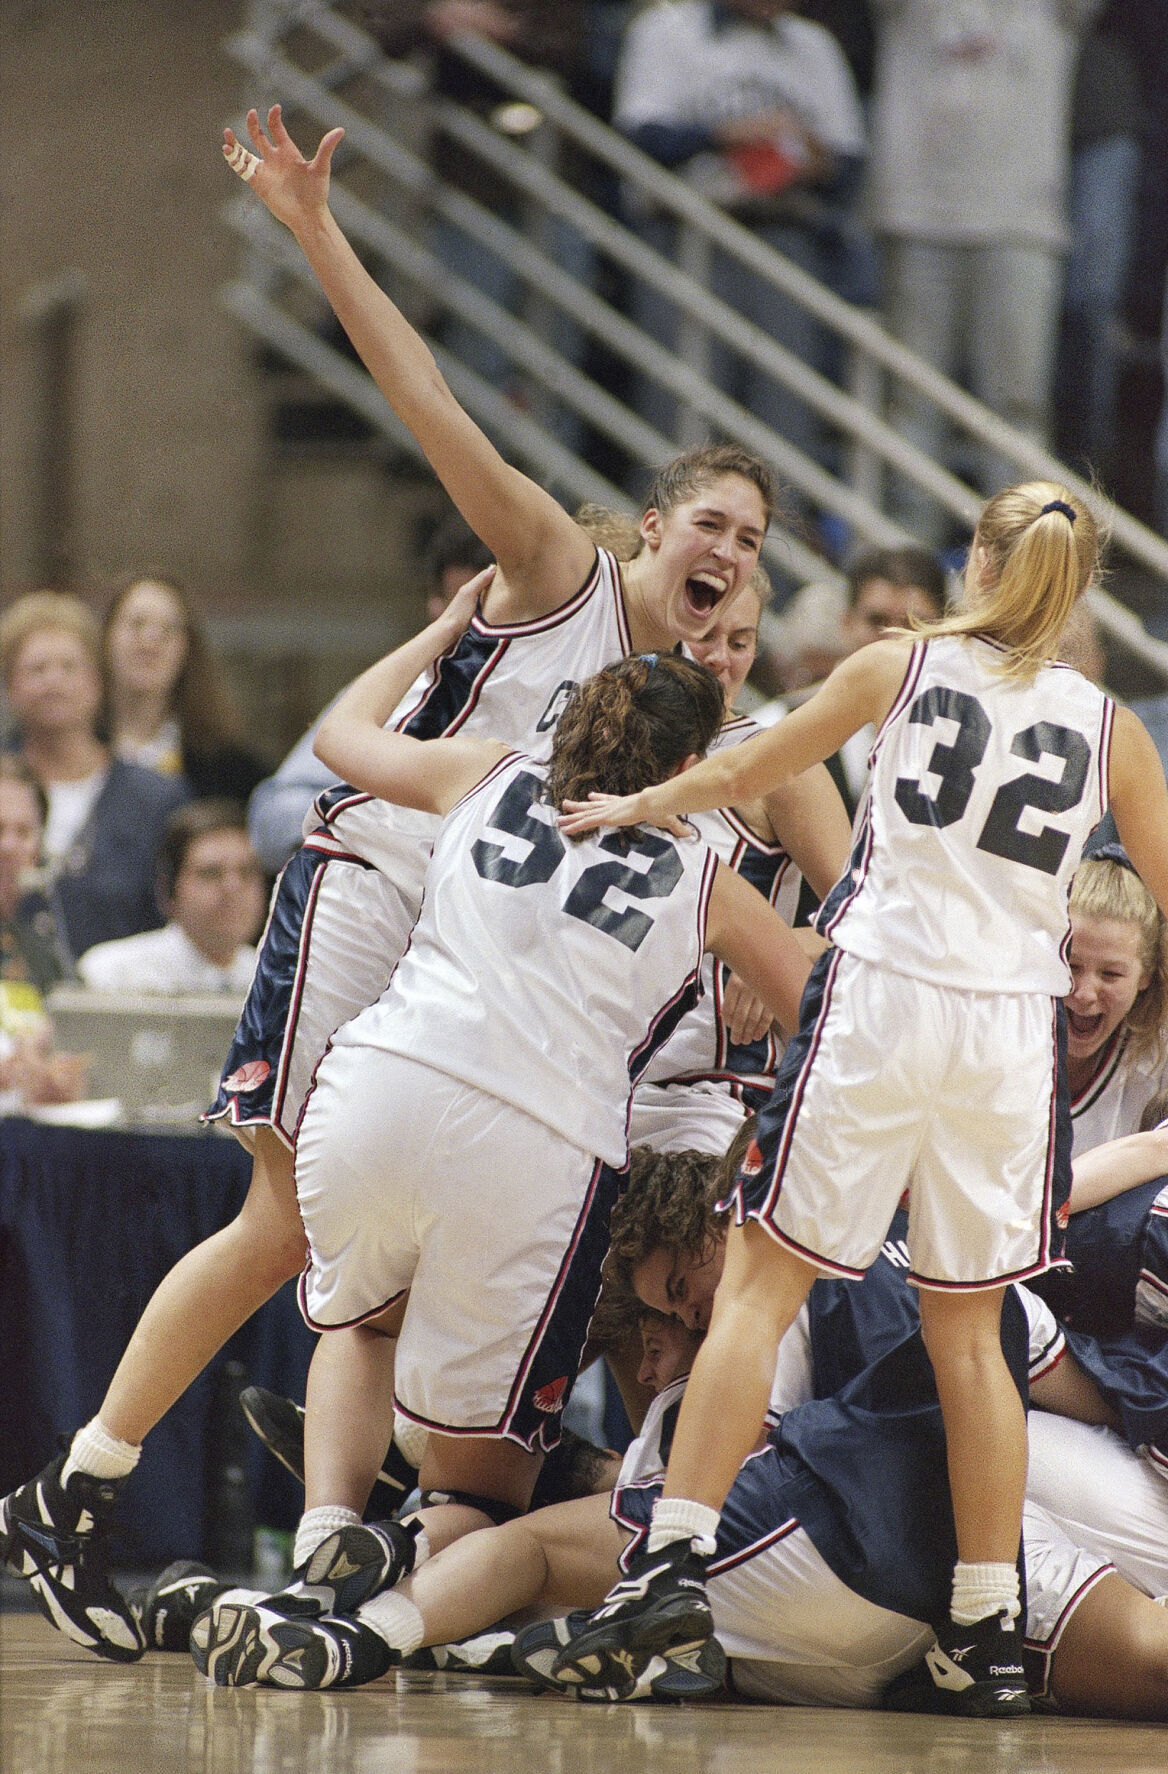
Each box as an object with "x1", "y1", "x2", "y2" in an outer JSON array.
[{"x1": 77, "y1": 801, "x2": 265, "y2": 997}]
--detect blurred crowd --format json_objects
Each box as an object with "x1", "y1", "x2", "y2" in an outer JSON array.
[{"x1": 360, "y1": 0, "x2": 1168, "y2": 538}]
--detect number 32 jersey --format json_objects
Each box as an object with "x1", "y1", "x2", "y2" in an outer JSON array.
[
  {"x1": 817, "y1": 636, "x2": 1113, "y2": 995},
  {"x1": 333, "y1": 754, "x2": 718, "y2": 1167}
]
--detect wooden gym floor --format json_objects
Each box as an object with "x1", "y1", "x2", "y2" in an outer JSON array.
[{"x1": 3, "y1": 1610, "x2": 1165, "y2": 1774}]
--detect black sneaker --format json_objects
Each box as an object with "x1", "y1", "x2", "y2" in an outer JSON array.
[
  {"x1": 239, "y1": 1386, "x2": 417, "y2": 1512},
  {"x1": 134, "y1": 1560, "x2": 233, "y2": 1652},
  {"x1": 0, "y1": 1453, "x2": 144, "y2": 1662},
  {"x1": 546, "y1": 1540, "x2": 719, "y2": 1698},
  {"x1": 884, "y1": 1611, "x2": 1030, "y2": 1718},
  {"x1": 402, "y1": 1629, "x2": 518, "y2": 1677},
  {"x1": 514, "y1": 1611, "x2": 725, "y2": 1702},
  {"x1": 191, "y1": 1599, "x2": 395, "y2": 1689},
  {"x1": 208, "y1": 1518, "x2": 421, "y2": 1630}
]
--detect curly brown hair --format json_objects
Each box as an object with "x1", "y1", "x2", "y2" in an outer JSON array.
[
  {"x1": 603, "y1": 1145, "x2": 729, "y2": 1303},
  {"x1": 544, "y1": 653, "x2": 723, "y2": 815}
]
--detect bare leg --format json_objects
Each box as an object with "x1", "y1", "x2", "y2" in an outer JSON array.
[
  {"x1": 1049, "y1": 1572, "x2": 1168, "y2": 1720},
  {"x1": 410, "y1": 1430, "x2": 546, "y2": 1556},
  {"x1": 917, "y1": 1285, "x2": 1026, "y2": 1564},
  {"x1": 399, "y1": 1493, "x2": 624, "y2": 1647},
  {"x1": 662, "y1": 1221, "x2": 817, "y2": 1508},
  {"x1": 303, "y1": 1318, "x2": 402, "y2": 1516},
  {"x1": 100, "y1": 1129, "x2": 306, "y2": 1444}
]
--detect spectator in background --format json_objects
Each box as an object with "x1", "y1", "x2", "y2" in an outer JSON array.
[
  {"x1": 365, "y1": 0, "x2": 588, "y2": 441},
  {"x1": 248, "y1": 516, "x2": 493, "y2": 875},
  {"x1": 0, "y1": 592, "x2": 189, "y2": 958},
  {"x1": 869, "y1": 1, "x2": 1099, "y2": 543},
  {"x1": 0, "y1": 756, "x2": 74, "y2": 995},
  {"x1": 102, "y1": 574, "x2": 269, "y2": 804},
  {"x1": 77, "y1": 801, "x2": 265, "y2": 997},
  {"x1": 1052, "y1": 4, "x2": 1146, "y2": 477},
  {"x1": 0, "y1": 756, "x2": 86, "y2": 1110},
  {"x1": 613, "y1": 0, "x2": 871, "y2": 472}
]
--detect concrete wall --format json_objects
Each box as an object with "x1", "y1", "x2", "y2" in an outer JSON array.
[{"x1": 0, "y1": 1, "x2": 442, "y2": 746}]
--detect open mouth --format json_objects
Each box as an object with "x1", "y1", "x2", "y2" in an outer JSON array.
[
  {"x1": 1066, "y1": 1008, "x2": 1106, "y2": 1044},
  {"x1": 684, "y1": 572, "x2": 727, "y2": 620}
]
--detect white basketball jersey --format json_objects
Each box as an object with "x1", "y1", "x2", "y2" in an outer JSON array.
[
  {"x1": 818, "y1": 637, "x2": 1113, "y2": 994},
  {"x1": 1070, "y1": 1032, "x2": 1168, "y2": 1154},
  {"x1": 639, "y1": 714, "x2": 802, "y2": 1096},
  {"x1": 335, "y1": 754, "x2": 718, "y2": 1167},
  {"x1": 309, "y1": 549, "x2": 631, "y2": 879}
]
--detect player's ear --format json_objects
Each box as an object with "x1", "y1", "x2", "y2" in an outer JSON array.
[{"x1": 671, "y1": 752, "x2": 702, "y2": 777}]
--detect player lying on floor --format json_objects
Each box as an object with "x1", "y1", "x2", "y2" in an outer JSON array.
[{"x1": 184, "y1": 1141, "x2": 1168, "y2": 1718}]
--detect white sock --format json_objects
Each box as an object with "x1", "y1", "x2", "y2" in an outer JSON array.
[
  {"x1": 950, "y1": 1560, "x2": 1021, "y2": 1626},
  {"x1": 61, "y1": 1418, "x2": 141, "y2": 1486},
  {"x1": 293, "y1": 1506, "x2": 361, "y2": 1569},
  {"x1": 646, "y1": 1497, "x2": 720, "y2": 1558},
  {"x1": 357, "y1": 1588, "x2": 425, "y2": 1655}
]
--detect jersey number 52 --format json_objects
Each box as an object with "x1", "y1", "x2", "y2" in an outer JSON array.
[{"x1": 471, "y1": 770, "x2": 683, "y2": 950}]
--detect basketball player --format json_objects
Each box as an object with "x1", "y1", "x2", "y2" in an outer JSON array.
[
  {"x1": 551, "y1": 480, "x2": 1168, "y2": 1714},
  {"x1": 188, "y1": 650, "x2": 814, "y2": 1683}
]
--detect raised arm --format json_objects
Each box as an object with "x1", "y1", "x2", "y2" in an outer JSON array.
[
  {"x1": 313, "y1": 567, "x2": 508, "y2": 815},
  {"x1": 560, "y1": 639, "x2": 911, "y2": 836},
  {"x1": 223, "y1": 107, "x2": 594, "y2": 620}
]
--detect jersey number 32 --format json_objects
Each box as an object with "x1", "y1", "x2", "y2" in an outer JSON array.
[{"x1": 893, "y1": 686, "x2": 1090, "y2": 876}]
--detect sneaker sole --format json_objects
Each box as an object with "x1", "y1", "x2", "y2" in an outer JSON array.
[
  {"x1": 300, "y1": 1525, "x2": 400, "y2": 1616},
  {"x1": 552, "y1": 1593, "x2": 715, "y2": 1690},
  {"x1": 580, "y1": 1635, "x2": 727, "y2": 1703},
  {"x1": 2, "y1": 1498, "x2": 143, "y2": 1663}
]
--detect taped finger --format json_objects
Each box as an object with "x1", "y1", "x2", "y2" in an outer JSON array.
[{"x1": 224, "y1": 139, "x2": 261, "y2": 182}]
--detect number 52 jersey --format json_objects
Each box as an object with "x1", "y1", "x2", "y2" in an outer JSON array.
[
  {"x1": 817, "y1": 636, "x2": 1114, "y2": 995},
  {"x1": 331, "y1": 753, "x2": 718, "y2": 1168}
]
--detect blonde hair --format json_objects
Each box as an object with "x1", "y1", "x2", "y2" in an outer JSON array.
[
  {"x1": 1070, "y1": 855, "x2": 1168, "y2": 1067},
  {"x1": 907, "y1": 481, "x2": 1103, "y2": 680},
  {"x1": 574, "y1": 505, "x2": 772, "y2": 603},
  {"x1": 0, "y1": 591, "x2": 102, "y2": 686}
]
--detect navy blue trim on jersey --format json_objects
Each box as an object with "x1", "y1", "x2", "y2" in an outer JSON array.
[
  {"x1": 392, "y1": 1157, "x2": 624, "y2": 1455},
  {"x1": 712, "y1": 818, "x2": 792, "y2": 1092},
  {"x1": 718, "y1": 946, "x2": 849, "y2": 1255},
  {"x1": 1068, "y1": 1026, "x2": 1127, "y2": 1121},
  {"x1": 205, "y1": 846, "x2": 372, "y2": 1146},
  {"x1": 622, "y1": 848, "x2": 717, "y2": 1119}
]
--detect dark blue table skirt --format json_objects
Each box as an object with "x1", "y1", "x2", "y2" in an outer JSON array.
[{"x1": 0, "y1": 1116, "x2": 315, "y2": 1569}]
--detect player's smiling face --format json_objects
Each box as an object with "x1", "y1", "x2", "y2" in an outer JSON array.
[
  {"x1": 641, "y1": 475, "x2": 767, "y2": 646},
  {"x1": 1066, "y1": 912, "x2": 1151, "y2": 1065},
  {"x1": 633, "y1": 1235, "x2": 727, "y2": 1334}
]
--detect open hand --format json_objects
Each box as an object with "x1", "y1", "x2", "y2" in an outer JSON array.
[
  {"x1": 440, "y1": 562, "x2": 495, "y2": 637},
  {"x1": 558, "y1": 793, "x2": 689, "y2": 839},
  {"x1": 223, "y1": 104, "x2": 345, "y2": 233}
]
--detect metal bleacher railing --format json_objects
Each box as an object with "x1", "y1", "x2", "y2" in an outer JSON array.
[{"x1": 222, "y1": 0, "x2": 1168, "y2": 683}]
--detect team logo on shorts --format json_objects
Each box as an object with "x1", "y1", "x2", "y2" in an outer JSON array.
[
  {"x1": 222, "y1": 1059, "x2": 271, "y2": 1094},
  {"x1": 740, "y1": 1140, "x2": 764, "y2": 1178},
  {"x1": 532, "y1": 1376, "x2": 568, "y2": 1414},
  {"x1": 1056, "y1": 1199, "x2": 1071, "y2": 1231}
]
